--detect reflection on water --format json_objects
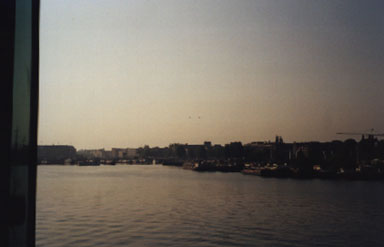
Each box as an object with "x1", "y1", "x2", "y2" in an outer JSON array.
[{"x1": 37, "y1": 165, "x2": 384, "y2": 247}]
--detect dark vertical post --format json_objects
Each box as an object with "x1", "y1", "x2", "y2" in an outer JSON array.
[
  {"x1": 0, "y1": 0, "x2": 39, "y2": 246},
  {"x1": 0, "y1": 1, "x2": 16, "y2": 246}
]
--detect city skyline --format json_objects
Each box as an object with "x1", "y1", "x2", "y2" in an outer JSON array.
[
  {"x1": 39, "y1": 0, "x2": 384, "y2": 149},
  {"x1": 38, "y1": 134, "x2": 382, "y2": 151}
]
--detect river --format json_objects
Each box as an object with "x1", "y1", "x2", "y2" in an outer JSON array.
[{"x1": 37, "y1": 165, "x2": 384, "y2": 246}]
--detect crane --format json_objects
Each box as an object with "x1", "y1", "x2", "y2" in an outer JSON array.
[{"x1": 337, "y1": 129, "x2": 384, "y2": 140}]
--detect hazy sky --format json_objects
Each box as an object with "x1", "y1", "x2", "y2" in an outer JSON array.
[{"x1": 39, "y1": 0, "x2": 384, "y2": 149}]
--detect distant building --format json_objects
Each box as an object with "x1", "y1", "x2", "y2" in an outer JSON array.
[
  {"x1": 38, "y1": 145, "x2": 76, "y2": 164},
  {"x1": 111, "y1": 148, "x2": 137, "y2": 159},
  {"x1": 185, "y1": 144, "x2": 206, "y2": 160},
  {"x1": 204, "y1": 141, "x2": 212, "y2": 149},
  {"x1": 111, "y1": 148, "x2": 124, "y2": 159},
  {"x1": 104, "y1": 150, "x2": 113, "y2": 159},
  {"x1": 126, "y1": 148, "x2": 137, "y2": 158},
  {"x1": 77, "y1": 149, "x2": 105, "y2": 159}
]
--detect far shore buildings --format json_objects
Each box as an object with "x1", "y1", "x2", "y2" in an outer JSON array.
[
  {"x1": 37, "y1": 135, "x2": 384, "y2": 168},
  {"x1": 38, "y1": 145, "x2": 139, "y2": 163}
]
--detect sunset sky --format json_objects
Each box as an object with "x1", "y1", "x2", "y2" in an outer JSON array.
[{"x1": 39, "y1": 0, "x2": 384, "y2": 149}]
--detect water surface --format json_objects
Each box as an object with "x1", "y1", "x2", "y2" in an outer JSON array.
[{"x1": 37, "y1": 165, "x2": 384, "y2": 246}]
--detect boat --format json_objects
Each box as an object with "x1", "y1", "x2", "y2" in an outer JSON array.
[
  {"x1": 77, "y1": 160, "x2": 100, "y2": 166},
  {"x1": 162, "y1": 159, "x2": 183, "y2": 166}
]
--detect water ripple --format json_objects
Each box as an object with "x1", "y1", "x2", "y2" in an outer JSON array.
[{"x1": 37, "y1": 165, "x2": 384, "y2": 247}]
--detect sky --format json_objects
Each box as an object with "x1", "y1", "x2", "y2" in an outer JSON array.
[{"x1": 39, "y1": 0, "x2": 384, "y2": 149}]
